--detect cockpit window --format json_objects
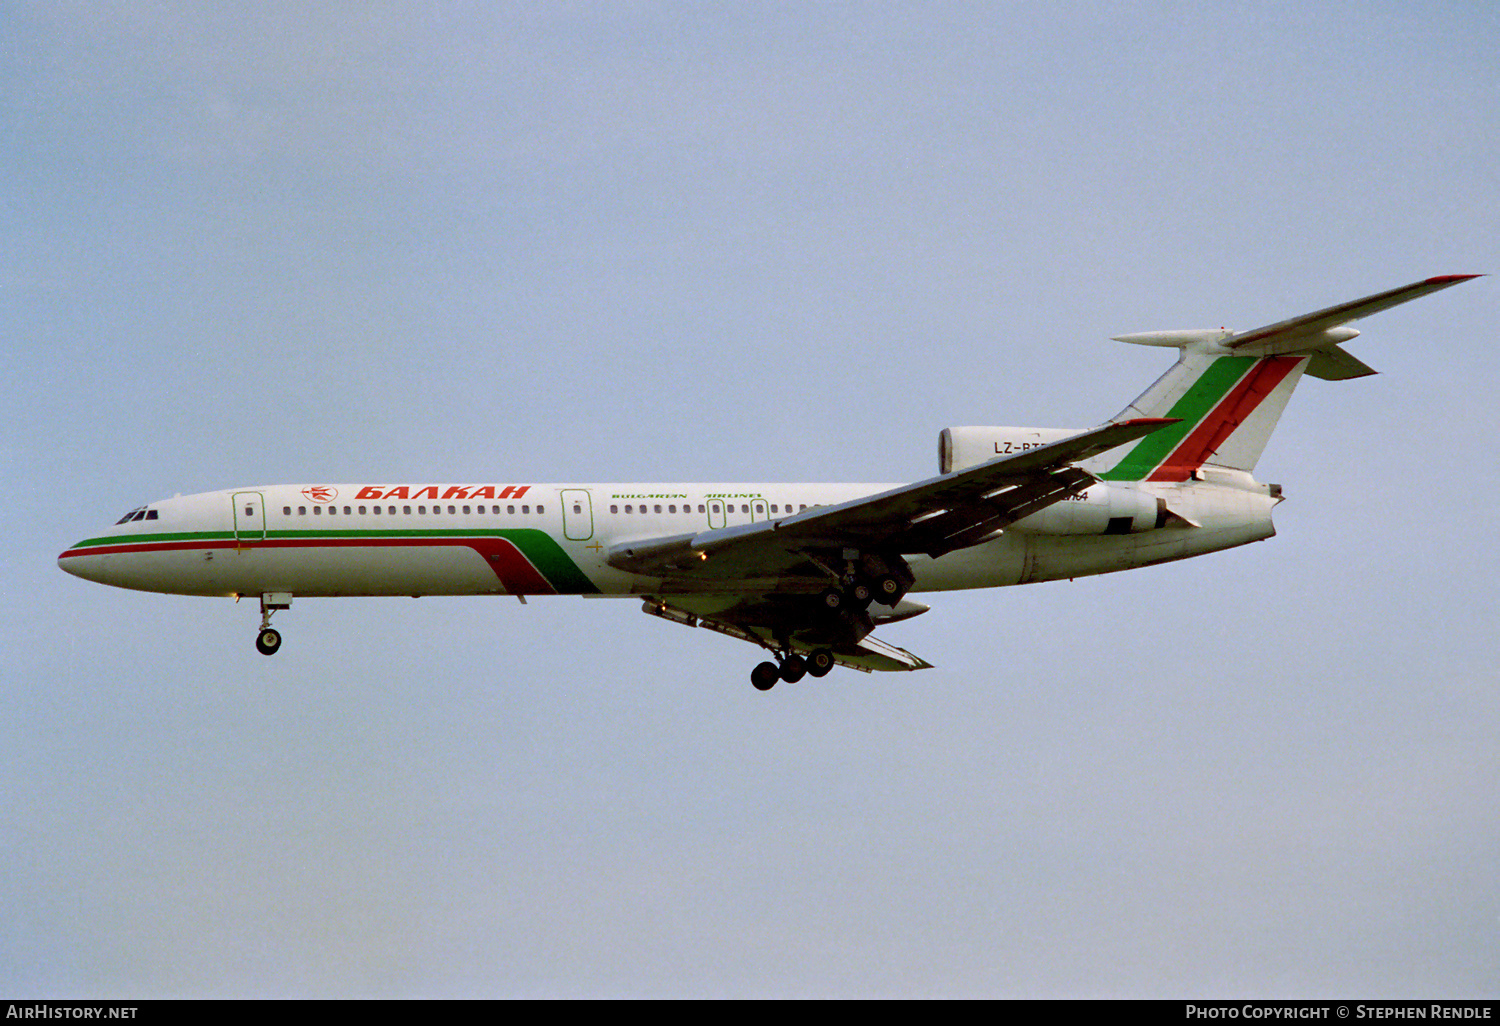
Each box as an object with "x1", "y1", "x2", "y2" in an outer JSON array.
[{"x1": 117, "y1": 507, "x2": 158, "y2": 524}]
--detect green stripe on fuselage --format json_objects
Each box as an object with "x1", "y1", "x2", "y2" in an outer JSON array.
[
  {"x1": 1099, "y1": 356, "x2": 1257, "y2": 481},
  {"x1": 71, "y1": 531, "x2": 233, "y2": 548}
]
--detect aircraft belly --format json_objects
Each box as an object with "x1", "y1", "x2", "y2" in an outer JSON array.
[
  {"x1": 910, "y1": 535, "x2": 1028, "y2": 591},
  {"x1": 224, "y1": 544, "x2": 505, "y2": 597},
  {"x1": 1019, "y1": 515, "x2": 1274, "y2": 583}
]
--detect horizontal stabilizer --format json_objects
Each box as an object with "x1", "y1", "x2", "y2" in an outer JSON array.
[{"x1": 1225, "y1": 275, "x2": 1480, "y2": 354}]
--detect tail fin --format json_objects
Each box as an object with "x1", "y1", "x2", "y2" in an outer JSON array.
[
  {"x1": 1097, "y1": 349, "x2": 1306, "y2": 481},
  {"x1": 1092, "y1": 275, "x2": 1480, "y2": 483}
]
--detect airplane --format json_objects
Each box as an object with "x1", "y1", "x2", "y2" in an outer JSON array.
[{"x1": 58, "y1": 275, "x2": 1478, "y2": 690}]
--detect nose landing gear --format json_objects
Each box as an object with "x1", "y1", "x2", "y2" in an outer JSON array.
[{"x1": 254, "y1": 592, "x2": 292, "y2": 656}]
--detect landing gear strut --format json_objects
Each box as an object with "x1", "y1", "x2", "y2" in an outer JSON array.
[{"x1": 255, "y1": 592, "x2": 292, "y2": 656}]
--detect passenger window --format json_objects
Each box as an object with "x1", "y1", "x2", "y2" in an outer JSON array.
[
  {"x1": 359, "y1": 506, "x2": 367, "y2": 515},
  {"x1": 313, "y1": 506, "x2": 321, "y2": 515},
  {"x1": 461, "y1": 505, "x2": 469, "y2": 514},
  {"x1": 418, "y1": 505, "x2": 426, "y2": 514},
  {"x1": 403, "y1": 506, "x2": 411, "y2": 515},
  {"x1": 298, "y1": 506, "x2": 306, "y2": 516},
  {"x1": 283, "y1": 506, "x2": 291, "y2": 516},
  {"x1": 522, "y1": 505, "x2": 530, "y2": 514},
  {"x1": 698, "y1": 504, "x2": 705, "y2": 513},
  {"x1": 610, "y1": 505, "x2": 618, "y2": 514},
  {"x1": 537, "y1": 505, "x2": 544, "y2": 514},
  {"x1": 507, "y1": 505, "x2": 515, "y2": 514}
]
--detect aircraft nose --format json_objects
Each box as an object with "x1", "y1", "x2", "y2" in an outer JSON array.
[
  {"x1": 59, "y1": 544, "x2": 87, "y2": 578},
  {"x1": 58, "y1": 540, "x2": 107, "y2": 583}
]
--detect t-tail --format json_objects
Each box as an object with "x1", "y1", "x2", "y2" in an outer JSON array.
[{"x1": 1092, "y1": 275, "x2": 1480, "y2": 482}]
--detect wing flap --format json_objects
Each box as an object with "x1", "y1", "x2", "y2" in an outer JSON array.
[
  {"x1": 641, "y1": 597, "x2": 932, "y2": 672},
  {"x1": 836, "y1": 633, "x2": 934, "y2": 672}
]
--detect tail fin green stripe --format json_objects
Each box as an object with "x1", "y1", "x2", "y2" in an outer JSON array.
[{"x1": 1099, "y1": 356, "x2": 1257, "y2": 481}]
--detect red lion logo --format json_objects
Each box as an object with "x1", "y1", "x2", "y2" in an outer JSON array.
[{"x1": 302, "y1": 486, "x2": 338, "y2": 503}]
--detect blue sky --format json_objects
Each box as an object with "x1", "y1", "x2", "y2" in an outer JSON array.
[{"x1": 4, "y1": 0, "x2": 1496, "y2": 997}]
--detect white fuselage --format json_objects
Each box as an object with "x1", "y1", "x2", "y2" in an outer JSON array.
[{"x1": 58, "y1": 478, "x2": 1277, "y2": 600}]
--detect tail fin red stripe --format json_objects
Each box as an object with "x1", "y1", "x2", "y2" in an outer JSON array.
[{"x1": 1148, "y1": 357, "x2": 1303, "y2": 482}]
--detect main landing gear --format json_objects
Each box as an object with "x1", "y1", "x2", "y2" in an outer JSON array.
[
  {"x1": 254, "y1": 592, "x2": 292, "y2": 656},
  {"x1": 814, "y1": 552, "x2": 911, "y2": 617},
  {"x1": 748, "y1": 553, "x2": 913, "y2": 691},
  {"x1": 750, "y1": 648, "x2": 836, "y2": 691}
]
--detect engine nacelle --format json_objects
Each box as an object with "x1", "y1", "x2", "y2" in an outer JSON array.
[
  {"x1": 1006, "y1": 481, "x2": 1164, "y2": 535},
  {"x1": 938, "y1": 426, "x2": 1086, "y2": 475}
]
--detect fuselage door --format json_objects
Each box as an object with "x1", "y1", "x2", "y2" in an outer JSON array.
[
  {"x1": 232, "y1": 491, "x2": 267, "y2": 543},
  {"x1": 561, "y1": 488, "x2": 593, "y2": 541},
  {"x1": 706, "y1": 499, "x2": 727, "y2": 530},
  {"x1": 750, "y1": 499, "x2": 767, "y2": 522}
]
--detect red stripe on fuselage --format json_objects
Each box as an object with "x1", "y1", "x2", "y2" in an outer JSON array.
[
  {"x1": 58, "y1": 536, "x2": 558, "y2": 595},
  {"x1": 463, "y1": 538, "x2": 555, "y2": 595},
  {"x1": 1147, "y1": 357, "x2": 1303, "y2": 482}
]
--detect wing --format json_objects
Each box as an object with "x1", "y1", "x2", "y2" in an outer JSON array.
[
  {"x1": 642, "y1": 595, "x2": 935, "y2": 672},
  {"x1": 607, "y1": 416, "x2": 1179, "y2": 585},
  {"x1": 615, "y1": 417, "x2": 1178, "y2": 673}
]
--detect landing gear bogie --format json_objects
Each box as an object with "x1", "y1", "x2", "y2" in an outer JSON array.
[{"x1": 750, "y1": 648, "x2": 838, "y2": 690}]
